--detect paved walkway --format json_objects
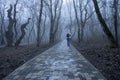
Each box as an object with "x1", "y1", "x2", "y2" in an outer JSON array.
[{"x1": 3, "y1": 40, "x2": 106, "y2": 80}]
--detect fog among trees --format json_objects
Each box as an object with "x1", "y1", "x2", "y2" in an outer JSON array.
[
  {"x1": 0, "y1": 0, "x2": 120, "y2": 47},
  {"x1": 0, "y1": 0, "x2": 120, "y2": 80}
]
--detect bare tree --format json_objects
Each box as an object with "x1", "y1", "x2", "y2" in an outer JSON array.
[
  {"x1": 54, "y1": 0, "x2": 63, "y2": 41},
  {"x1": 13, "y1": 0, "x2": 19, "y2": 42},
  {"x1": 0, "y1": 3, "x2": 6, "y2": 45},
  {"x1": 27, "y1": 7, "x2": 35, "y2": 48},
  {"x1": 6, "y1": 4, "x2": 14, "y2": 47},
  {"x1": 15, "y1": 18, "x2": 31, "y2": 48},
  {"x1": 73, "y1": 0, "x2": 81, "y2": 42},
  {"x1": 92, "y1": 0, "x2": 118, "y2": 47},
  {"x1": 73, "y1": 0, "x2": 96, "y2": 42},
  {"x1": 44, "y1": 0, "x2": 63, "y2": 43},
  {"x1": 37, "y1": 0, "x2": 44, "y2": 47},
  {"x1": 39, "y1": 11, "x2": 47, "y2": 44},
  {"x1": 5, "y1": 0, "x2": 19, "y2": 47}
]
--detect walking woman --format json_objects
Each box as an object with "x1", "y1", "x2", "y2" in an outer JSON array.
[{"x1": 66, "y1": 33, "x2": 71, "y2": 46}]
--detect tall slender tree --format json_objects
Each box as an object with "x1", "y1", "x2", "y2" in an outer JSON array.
[
  {"x1": 113, "y1": 0, "x2": 119, "y2": 46},
  {"x1": 37, "y1": 0, "x2": 44, "y2": 47},
  {"x1": 6, "y1": 4, "x2": 14, "y2": 47},
  {"x1": 13, "y1": 0, "x2": 19, "y2": 42},
  {"x1": 0, "y1": 3, "x2": 6, "y2": 45}
]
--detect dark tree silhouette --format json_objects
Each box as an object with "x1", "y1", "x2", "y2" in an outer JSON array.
[
  {"x1": 37, "y1": 0, "x2": 44, "y2": 47},
  {"x1": 0, "y1": 4, "x2": 6, "y2": 45},
  {"x1": 5, "y1": 0, "x2": 18, "y2": 47},
  {"x1": 92, "y1": 0, "x2": 118, "y2": 47},
  {"x1": 6, "y1": 4, "x2": 14, "y2": 47},
  {"x1": 13, "y1": 0, "x2": 19, "y2": 42},
  {"x1": 113, "y1": 0, "x2": 119, "y2": 47},
  {"x1": 15, "y1": 18, "x2": 31, "y2": 48}
]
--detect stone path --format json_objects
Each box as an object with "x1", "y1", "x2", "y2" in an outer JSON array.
[{"x1": 3, "y1": 40, "x2": 106, "y2": 80}]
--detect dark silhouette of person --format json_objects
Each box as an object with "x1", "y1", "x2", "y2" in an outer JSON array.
[{"x1": 66, "y1": 33, "x2": 71, "y2": 46}]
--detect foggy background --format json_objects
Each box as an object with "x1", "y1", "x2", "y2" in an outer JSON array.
[{"x1": 0, "y1": 0, "x2": 120, "y2": 47}]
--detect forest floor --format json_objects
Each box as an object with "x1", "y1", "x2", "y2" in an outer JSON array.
[
  {"x1": 0, "y1": 43, "x2": 54, "y2": 80},
  {"x1": 73, "y1": 41, "x2": 120, "y2": 80},
  {"x1": 1, "y1": 41, "x2": 120, "y2": 80}
]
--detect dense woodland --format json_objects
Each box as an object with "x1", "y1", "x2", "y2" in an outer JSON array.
[
  {"x1": 0, "y1": 0, "x2": 120, "y2": 48},
  {"x1": 0, "y1": 0, "x2": 120, "y2": 80}
]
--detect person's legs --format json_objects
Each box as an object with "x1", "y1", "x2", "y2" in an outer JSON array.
[
  {"x1": 69, "y1": 38, "x2": 71, "y2": 46},
  {"x1": 67, "y1": 38, "x2": 70, "y2": 46}
]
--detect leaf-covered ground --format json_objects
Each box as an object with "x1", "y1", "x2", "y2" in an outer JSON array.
[
  {"x1": 0, "y1": 42, "x2": 120, "y2": 80},
  {"x1": 0, "y1": 44, "x2": 53, "y2": 80},
  {"x1": 73, "y1": 42, "x2": 120, "y2": 80}
]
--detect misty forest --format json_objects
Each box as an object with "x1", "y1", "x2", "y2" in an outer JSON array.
[{"x1": 0, "y1": 0, "x2": 120, "y2": 80}]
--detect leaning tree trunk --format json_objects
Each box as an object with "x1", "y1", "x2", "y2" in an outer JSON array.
[
  {"x1": 6, "y1": 5, "x2": 14, "y2": 47},
  {"x1": 15, "y1": 18, "x2": 31, "y2": 48},
  {"x1": 92, "y1": 0, "x2": 118, "y2": 47}
]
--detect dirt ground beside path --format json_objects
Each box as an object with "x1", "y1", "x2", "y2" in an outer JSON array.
[
  {"x1": 0, "y1": 44, "x2": 54, "y2": 80},
  {"x1": 73, "y1": 42, "x2": 120, "y2": 80}
]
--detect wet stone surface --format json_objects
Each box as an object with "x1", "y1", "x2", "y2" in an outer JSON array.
[{"x1": 3, "y1": 40, "x2": 106, "y2": 80}]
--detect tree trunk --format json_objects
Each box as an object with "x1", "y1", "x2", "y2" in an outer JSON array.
[
  {"x1": 15, "y1": 18, "x2": 30, "y2": 48},
  {"x1": 39, "y1": 12, "x2": 47, "y2": 44},
  {"x1": 37, "y1": 0, "x2": 43, "y2": 47},
  {"x1": 0, "y1": 12, "x2": 5, "y2": 45},
  {"x1": 49, "y1": 27, "x2": 54, "y2": 43},
  {"x1": 80, "y1": 27, "x2": 84, "y2": 41},
  {"x1": 114, "y1": 0, "x2": 119, "y2": 46},
  {"x1": 6, "y1": 5, "x2": 14, "y2": 47},
  {"x1": 49, "y1": 0, "x2": 54, "y2": 44},
  {"x1": 13, "y1": 0, "x2": 19, "y2": 43},
  {"x1": 78, "y1": 27, "x2": 81, "y2": 43},
  {"x1": 0, "y1": 24, "x2": 5, "y2": 45},
  {"x1": 92, "y1": 0, "x2": 118, "y2": 47},
  {"x1": 73, "y1": 0, "x2": 81, "y2": 43},
  {"x1": 49, "y1": 19, "x2": 55, "y2": 44}
]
